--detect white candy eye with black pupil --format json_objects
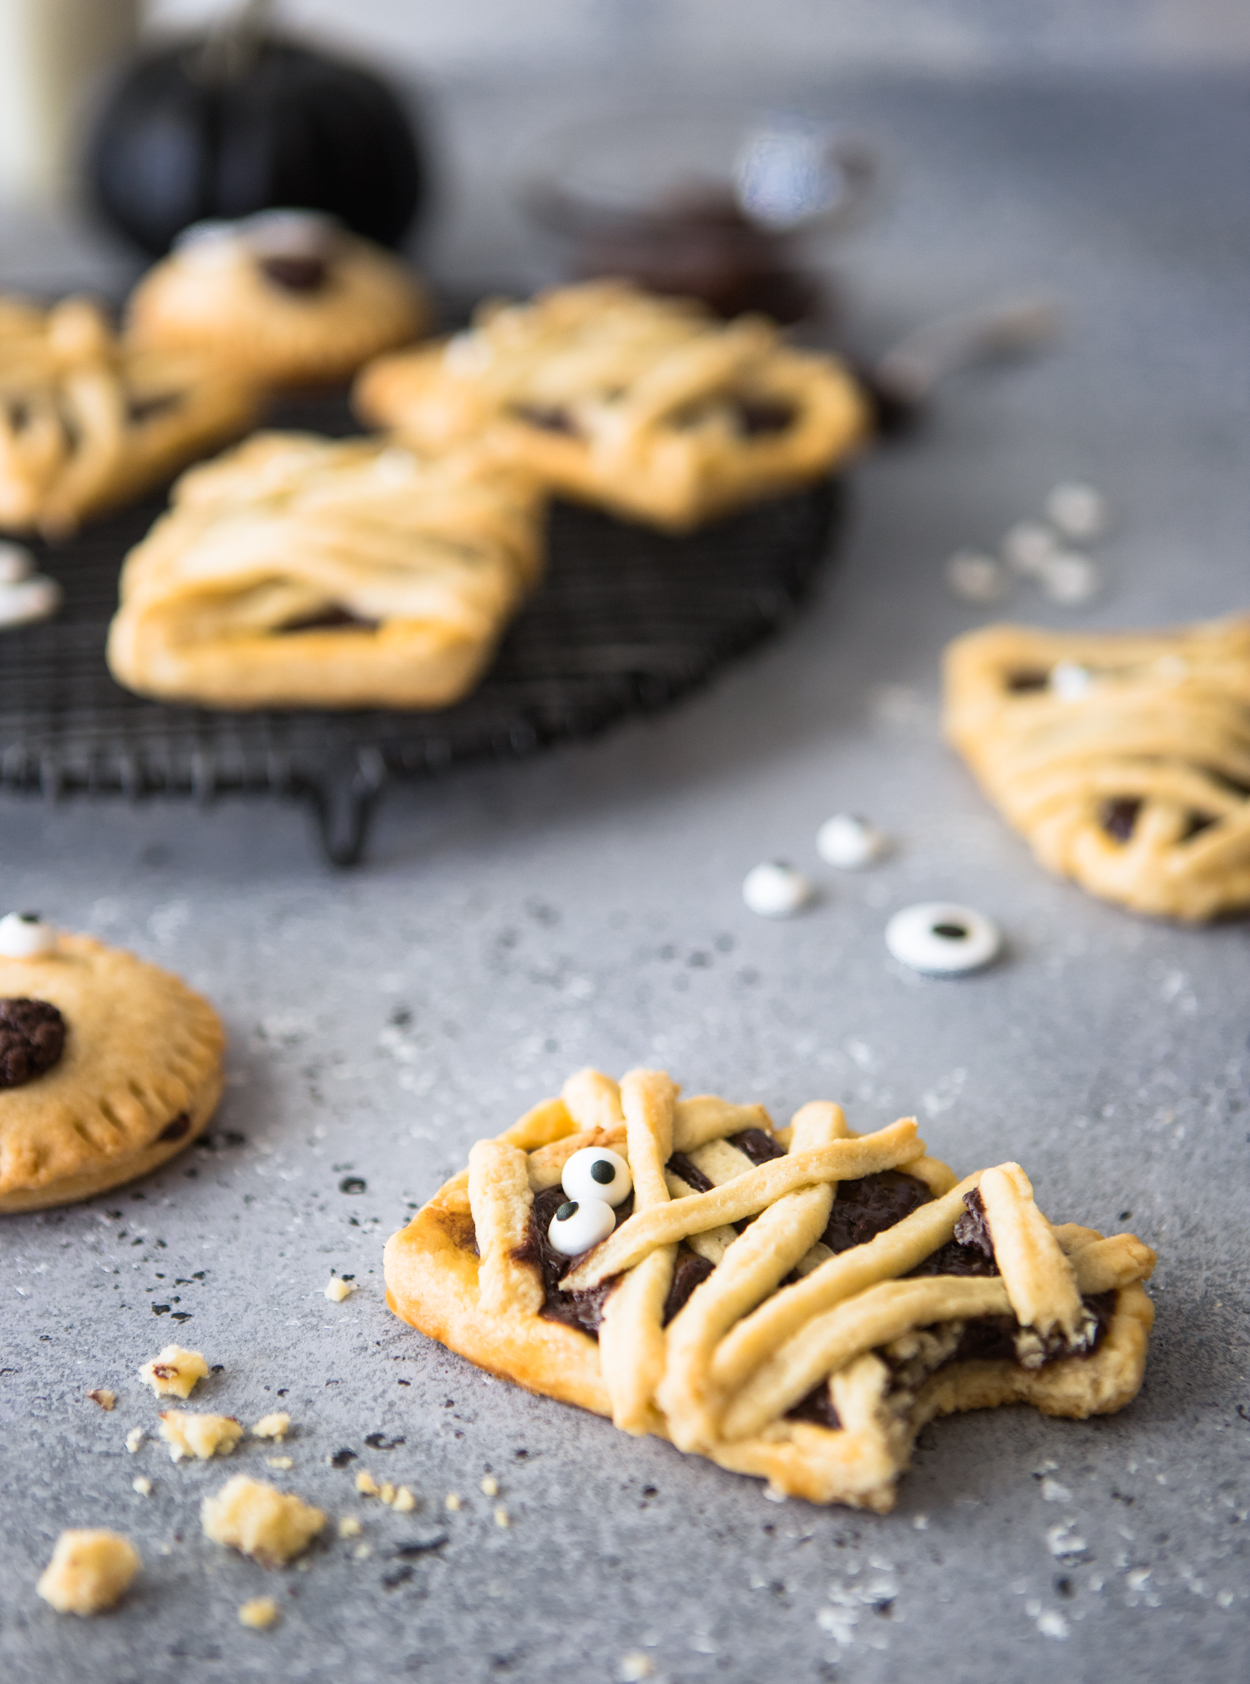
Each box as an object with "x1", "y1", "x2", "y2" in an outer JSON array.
[
  {"x1": 561, "y1": 1146, "x2": 632, "y2": 1207},
  {"x1": 885, "y1": 902, "x2": 1000, "y2": 976},
  {"x1": 548, "y1": 1197, "x2": 616, "y2": 1258},
  {"x1": 0, "y1": 911, "x2": 57, "y2": 960}
]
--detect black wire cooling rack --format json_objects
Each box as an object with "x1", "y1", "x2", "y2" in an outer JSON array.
[{"x1": 0, "y1": 393, "x2": 845, "y2": 865}]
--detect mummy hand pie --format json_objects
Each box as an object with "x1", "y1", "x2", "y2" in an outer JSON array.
[
  {"x1": 126, "y1": 212, "x2": 430, "y2": 388},
  {"x1": 0, "y1": 920, "x2": 224, "y2": 1213},
  {"x1": 354, "y1": 279, "x2": 867, "y2": 531},
  {"x1": 106, "y1": 431, "x2": 545, "y2": 710},
  {"x1": 944, "y1": 617, "x2": 1250, "y2": 920},
  {"x1": 384, "y1": 1068, "x2": 1155, "y2": 1512},
  {"x1": 0, "y1": 296, "x2": 260, "y2": 537}
]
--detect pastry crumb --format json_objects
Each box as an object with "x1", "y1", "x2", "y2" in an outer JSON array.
[
  {"x1": 480, "y1": 1474, "x2": 499, "y2": 1497},
  {"x1": 87, "y1": 1388, "x2": 116, "y2": 1411},
  {"x1": 267, "y1": 1456, "x2": 294, "y2": 1470},
  {"x1": 352, "y1": 1541, "x2": 372, "y2": 1561},
  {"x1": 392, "y1": 1486, "x2": 416, "y2": 1513},
  {"x1": 338, "y1": 1516, "x2": 362, "y2": 1539},
  {"x1": 379, "y1": 1482, "x2": 396, "y2": 1506},
  {"x1": 132, "y1": 1476, "x2": 152, "y2": 1497},
  {"x1": 494, "y1": 1505, "x2": 510, "y2": 1528},
  {"x1": 324, "y1": 1277, "x2": 356, "y2": 1303},
  {"x1": 139, "y1": 1345, "x2": 209, "y2": 1399},
  {"x1": 251, "y1": 1411, "x2": 290, "y2": 1441},
  {"x1": 238, "y1": 1595, "x2": 279, "y2": 1630},
  {"x1": 37, "y1": 1530, "x2": 140, "y2": 1615},
  {"x1": 159, "y1": 1410, "x2": 243, "y2": 1462},
  {"x1": 444, "y1": 1493, "x2": 462, "y2": 1512},
  {"x1": 201, "y1": 1475, "x2": 326, "y2": 1568},
  {"x1": 355, "y1": 1470, "x2": 380, "y2": 1497},
  {"x1": 620, "y1": 1654, "x2": 655, "y2": 1683},
  {"x1": 125, "y1": 1427, "x2": 145, "y2": 1454}
]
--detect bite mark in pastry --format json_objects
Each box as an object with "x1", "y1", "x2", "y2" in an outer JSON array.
[
  {"x1": 944, "y1": 617, "x2": 1250, "y2": 920},
  {"x1": 355, "y1": 279, "x2": 866, "y2": 531},
  {"x1": 106, "y1": 431, "x2": 546, "y2": 710},
  {"x1": 384, "y1": 1068, "x2": 1155, "y2": 1511}
]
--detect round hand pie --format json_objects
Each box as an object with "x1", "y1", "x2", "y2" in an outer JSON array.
[{"x1": 0, "y1": 923, "x2": 224, "y2": 1213}]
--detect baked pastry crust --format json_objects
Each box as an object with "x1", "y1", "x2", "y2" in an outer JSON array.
[
  {"x1": 106, "y1": 431, "x2": 546, "y2": 710},
  {"x1": 0, "y1": 931, "x2": 224, "y2": 1213},
  {"x1": 944, "y1": 617, "x2": 1250, "y2": 920},
  {"x1": 127, "y1": 217, "x2": 430, "y2": 388},
  {"x1": 0, "y1": 297, "x2": 261, "y2": 537},
  {"x1": 354, "y1": 279, "x2": 867, "y2": 531},
  {"x1": 384, "y1": 1069, "x2": 1155, "y2": 1511}
]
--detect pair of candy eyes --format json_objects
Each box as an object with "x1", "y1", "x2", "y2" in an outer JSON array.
[{"x1": 548, "y1": 1147, "x2": 632, "y2": 1257}]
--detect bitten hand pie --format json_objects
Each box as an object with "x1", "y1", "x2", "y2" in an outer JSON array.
[
  {"x1": 354, "y1": 279, "x2": 866, "y2": 532},
  {"x1": 0, "y1": 296, "x2": 260, "y2": 537},
  {"x1": 944, "y1": 617, "x2": 1250, "y2": 920},
  {"x1": 0, "y1": 915, "x2": 224, "y2": 1213},
  {"x1": 126, "y1": 212, "x2": 430, "y2": 388},
  {"x1": 384, "y1": 1068, "x2": 1155, "y2": 1512},
  {"x1": 106, "y1": 431, "x2": 545, "y2": 710}
]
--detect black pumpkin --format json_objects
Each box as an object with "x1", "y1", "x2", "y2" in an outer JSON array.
[{"x1": 86, "y1": 14, "x2": 426, "y2": 256}]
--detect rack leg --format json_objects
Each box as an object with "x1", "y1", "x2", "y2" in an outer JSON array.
[{"x1": 306, "y1": 748, "x2": 388, "y2": 868}]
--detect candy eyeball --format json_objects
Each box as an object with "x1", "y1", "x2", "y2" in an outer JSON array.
[
  {"x1": 885, "y1": 902, "x2": 1000, "y2": 977},
  {"x1": 1045, "y1": 482, "x2": 1108, "y2": 542},
  {"x1": 1039, "y1": 550, "x2": 1100, "y2": 606},
  {"x1": 1049, "y1": 661, "x2": 1092, "y2": 700},
  {"x1": 742, "y1": 860, "x2": 812, "y2": 918},
  {"x1": 0, "y1": 541, "x2": 34, "y2": 585},
  {"x1": 548, "y1": 1196, "x2": 617, "y2": 1258},
  {"x1": 561, "y1": 1146, "x2": 632, "y2": 1208},
  {"x1": 817, "y1": 813, "x2": 888, "y2": 870},
  {"x1": 0, "y1": 912, "x2": 58, "y2": 960},
  {"x1": 946, "y1": 549, "x2": 1008, "y2": 604},
  {"x1": 1001, "y1": 520, "x2": 1057, "y2": 577},
  {"x1": 0, "y1": 574, "x2": 62, "y2": 629}
]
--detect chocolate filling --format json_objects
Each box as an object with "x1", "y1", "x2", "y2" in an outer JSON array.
[
  {"x1": 260, "y1": 254, "x2": 330, "y2": 293},
  {"x1": 786, "y1": 1380, "x2": 842, "y2": 1431},
  {"x1": 158, "y1": 1111, "x2": 192, "y2": 1143},
  {"x1": 1007, "y1": 670, "x2": 1049, "y2": 693},
  {"x1": 1100, "y1": 797, "x2": 1142, "y2": 842},
  {"x1": 512, "y1": 403, "x2": 579, "y2": 436},
  {"x1": 666, "y1": 1151, "x2": 714, "y2": 1193},
  {"x1": 663, "y1": 1247, "x2": 715, "y2": 1326},
  {"x1": 277, "y1": 606, "x2": 380, "y2": 635},
  {"x1": 728, "y1": 1128, "x2": 788, "y2": 1166},
  {"x1": 1182, "y1": 812, "x2": 1217, "y2": 841},
  {"x1": 736, "y1": 399, "x2": 795, "y2": 436},
  {"x1": 824, "y1": 1170, "x2": 934, "y2": 1254},
  {"x1": 0, "y1": 998, "x2": 65, "y2": 1087},
  {"x1": 515, "y1": 1183, "x2": 631, "y2": 1337},
  {"x1": 126, "y1": 391, "x2": 182, "y2": 424}
]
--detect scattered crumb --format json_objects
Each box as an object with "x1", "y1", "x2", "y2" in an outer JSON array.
[
  {"x1": 325, "y1": 1277, "x2": 357, "y2": 1303},
  {"x1": 480, "y1": 1474, "x2": 499, "y2": 1498},
  {"x1": 494, "y1": 1505, "x2": 510, "y2": 1529},
  {"x1": 87, "y1": 1389, "x2": 116, "y2": 1412},
  {"x1": 37, "y1": 1530, "x2": 140, "y2": 1615},
  {"x1": 238, "y1": 1595, "x2": 279, "y2": 1630},
  {"x1": 1036, "y1": 1609, "x2": 1070, "y2": 1640},
  {"x1": 762, "y1": 1485, "x2": 787, "y2": 1503},
  {"x1": 338, "y1": 1517, "x2": 362, "y2": 1539},
  {"x1": 1040, "y1": 1477, "x2": 1073, "y2": 1503},
  {"x1": 201, "y1": 1475, "x2": 326, "y2": 1568},
  {"x1": 620, "y1": 1653, "x2": 655, "y2": 1682},
  {"x1": 380, "y1": 1482, "x2": 397, "y2": 1506},
  {"x1": 159, "y1": 1411, "x2": 244, "y2": 1463},
  {"x1": 267, "y1": 1456, "x2": 294, "y2": 1471},
  {"x1": 251, "y1": 1412, "x2": 290, "y2": 1441},
  {"x1": 392, "y1": 1487, "x2": 416, "y2": 1513},
  {"x1": 355, "y1": 1471, "x2": 380, "y2": 1497},
  {"x1": 132, "y1": 1476, "x2": 152, "y2": 1497},
  {"x1": 444, "y1": 1493, "x2": 462, "y2": 1512},
  {"x1": 125, "y1": 1427, "x2": 145, "y2": 1454},
  {"x1": 352, "y1": 1542, "x2": 372, "y2": 1561},
  {"x1": 139, "y1": 1345, "x2": 209, "y2": 1400},
  {"x1": 913, "y1": 1514, "x2": 929, "y2": 1530}
]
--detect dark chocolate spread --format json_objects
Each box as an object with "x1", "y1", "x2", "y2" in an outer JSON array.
[
  {"x1": 909, "y1": 1186, "x2": 997, "y2": 1278},
  {"x1": 512, "y1": 403, "x2": 579, "y2": 436},
  {"x1": 823, "y1": 1170, "x2": 934, "y2": 1254},
  {"x1": 0, "y1": 998, "x2": 65, "y2": 1088},
  {"x1": 1100, "y1": 797, "x2": 1142, "y2": 843},
  {"x1": 728, "y1": 1128, "x2": 788, "y2": 1166},
  {"x1": 786, "y1": 1380, "x2": 842, "y2": 1431},
  {"x1": 260, "y1": 254, "x2": 330, "y2": 293},
  {"x1": 665, "y1": 1151, "x2": 713, "y2": 1193},
  {"x1": 1006, "y1": 670, "x2": 1049, "y2": 693},
  {"x1": 277, "y1": 606, "x2": 379, "y2": 634},
  {"x1": 515, "y1": 1184, "x2": 630, "y2": 1337},
  {"x1": 663, "y1": 1247, "x2": 715, "y2": 1326},
  {"x1": 158, "y1": 1111, "x2": 191, "y2": 1142}
]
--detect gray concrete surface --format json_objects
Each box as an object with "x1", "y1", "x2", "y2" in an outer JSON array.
[{"x1": 1, "y1": 69, "x2": 1248, "y2": 1684}]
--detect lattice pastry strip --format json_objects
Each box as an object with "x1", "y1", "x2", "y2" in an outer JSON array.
[
  {"x1": 0, "y1": 297, "x2": 260, "y2": 537},
  {"x1": 944, "y1": 617, "x2": 1250, "y2": 919},
  {"x1": 106, "y1": 431, "x2": 545, "y2": 710},
  {"x1": 385, "y1": 1069, "x2": 1155, "y2": 1511},
  {"x1": 354, "y1": 279, "x2": 867, "y2": 532}
]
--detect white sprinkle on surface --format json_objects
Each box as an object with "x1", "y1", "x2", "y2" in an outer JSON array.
[
  {"x1": 742, "y1": 861, "x2": 812, "y2": 918},
  {"x1": 1002, "y1": 520, "x2": 1057, "y2": 576},
  {"x1": 619, "y1": 1653, "x2": 655, "y2": 1682},
  {"x1": 1045, "y1": 481, "x2": 1108, "y2": 540},
  {"x1": 1036, "y1": 1609, "x2": 1070, "y2": 1640},
  {"x1": 1040, "y1": 1477, "x2": 1073, "y2": 1502},
  {"x1": 947, "y1": 549, "x2": 1008, "y2": 603},
  {"x1": 132, "y1": 1476, "x2": 152, "y2": 1496},
  {"x1": 1040, "y1": 550, "x2": 1100, "y2": 605}
]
